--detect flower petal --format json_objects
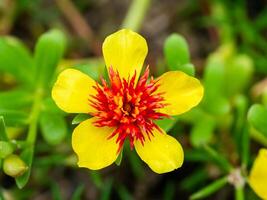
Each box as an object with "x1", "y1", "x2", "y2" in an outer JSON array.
[
  {"x1": 102, "y1": 29, "x2": 148, "y2": 81},
  {"x1": 72, "y1": 118, "x2": 119, "y2": 170},
  {"x1": 157, "y1": 71, "x2": 204, "y2": 116},
  {"x1": 249, "y1": 148, "x2": 267, "y2": 199},
  {"x1": 52, "y1": 69, "x2": 96, "y2": 113},
  {"x1": 135, "y1": 128, "x2": 184, "y2": 174}
]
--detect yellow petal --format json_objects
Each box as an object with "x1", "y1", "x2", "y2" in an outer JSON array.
[
  {"x1": 52, "y1": 69, "x2": 96, "y2": 113},
  {"x1": 249, "y1": 148, "x2": 267, "y2": 199},
  {"x1": 157, "y1": 71, "x2": 204, "y2": 116},
  {"x1": 102, "y1": 29, "x2": 148, "y2": 81},
  {"x1": 135, "y1": 129, "x2": 184, "y2": 174},
  {"x1": 72, "y1": 118, "x2": 119, "y2": 170}
]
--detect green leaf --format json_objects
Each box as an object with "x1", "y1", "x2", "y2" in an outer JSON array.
[
  {"x1": 185, "y1": 149, "x2": 211, "y2": 162},
  {"x1": 203, "y1": 54, "x2": 225, "y2": 97},
  {"x1": 202, "y1": 54, "x2": 230, "y2": 115},
  {"x1": 71, "y1": 184, "x2": 85, "y2": 200},
  {"x1": 116, "y1": 185, "x2": 133, "y2": 200},
  {"x1": 155, "y1": 116, "x2": 179, "y2": 132},
  {"x1": 72, "y1": 58, "x2": 105, "y2": 81},
  {"x1": 15, "y1": 146, "x2": 34, "y2": 189},
  {"x1": 203, "y1": 145, "x2": 233, "y2": 172},
  {"x1": 248, "y1": 104, "x2": 267, "y2": 137},
  {"x1": 0, "y1": 110, "x2": 28, "y2": 126},
  {"x1": 0, "y1": 37, "x2": 34, "y2": 85},
  {"x1": 40, "y1": 112, "x2": 67, "y2": 145},
  {"x1": 89, "y1": 171, "x2": 103, "y2": 188},
  {"x1": 263, "y1": 91, "x2": 267, "y2": 106},
  {"x1": 34, "y1": 29, "x2": 66, "y2": 89},
  {"x1": 0, "y1": 187, "x2": 4, "y2": 199},
  {"x1": 179, "y1": 63, "x2": 195, "y2": 76},
  {"x1": 72, "y1": 114, "x2": 91, "y2": 125},
  {"x1": 164, "y1": 33, "x2": 190, "y2": 71},
  {"x1": 179, "y1": 107, "x2": 206, "y2": 124},
  {"x1": 190, "y1": 116, "x2": 216, "y2": 147},
  {"x1": 0, "y1": 116, "x2": 8, "y2": 141},
  {"x1": 225, "y1": 54, "x2": 254, "y2": 97},
  {"x1": 51, "y1": 182, "x2": 63, "y2": 200},
  {"x1": 250, "y1": 128, "x2": 267, "y2": 147},
  {"x1": 0, "y1": 141, "x2": 15, "y2": 158},
  {"x1": 232, "y1": 95, "x2": 249, "y2": 166},
  {"x1": 100, "y1": 179, "x2": 113, "y2": 200},
  {"x1": 125, "y1": 141, "x2": 144, "y2": 178},
  {"x1": 163, "y1": 181, "x2": 175, "y2": 200},
  {"x1": 0, "y1": 89, "x2": 32, "y2": 109},
  {"x1": 241, "y1": 126, "x2": 250, "y2": 168},
  {"x1": 181, "y1": 168, "x2": 209, "y2": 191},
  {"x1": 190, "y1": 176, "x2": 228, "y2": 200},
  {"x1": 115, "y1": 149, "x2": 123, "y2": 166},
  {"x1": 205, "y1": 96, "x2": 230, "y2": 116},
  {"x1": 42, "y1": 97, "x2": 65, "y2": 114}
]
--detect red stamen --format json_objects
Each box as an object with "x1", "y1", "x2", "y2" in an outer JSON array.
[{"x1": 90, "y1": 66, "x2": 169, "y2": 153}]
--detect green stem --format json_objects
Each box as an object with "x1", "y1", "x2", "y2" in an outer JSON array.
[
  {"x1": 235, "y1": 186, "x2": 244, "y2": 200},
  {"x1": 190, "y1": 176, "x2": 228, "y2": 200},
  {"x1": 210, "y1": 1, "x2": 234, "y2": 43},
  {"x1": 121, "y1": 0, "x2": 151, "y2": 31},
  {"x1": 203, "y1": 145, "x2": 233, "y2": 173},
  {"x1": 26, "y1": 89, "x2": 43, "y2": 144},
  {"x1": 10, "y1": 140, "x2": 29, "y2": 149}
]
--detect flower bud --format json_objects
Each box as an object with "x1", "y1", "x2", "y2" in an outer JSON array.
[
  {"x1": 3, "y1": 154, "x2": 28, "y2": 178},
  {"x1": 0, "y1": 141, "x2": 14, "y2": 158}
]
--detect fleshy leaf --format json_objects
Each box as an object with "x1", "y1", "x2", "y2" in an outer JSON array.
[
  {"x1": 248, "y1": 104, "x2": 267, "y2": 137},
  {"x1": 202, "y1": 54, "x2": 230, "y2": 115},
  {"x1": 0, "y1": 110, "x2": 28, "y2": 126},
  {"x1": 164, "y1": 33, "x2": 190, "y2": 72},
  {"x1": 0, "y1": 116, "x2": 8, "y2": 141},
  {"x1": 225, "y1": 54, "x2": 254, "y2": 97},
  {"x1": 72, "y1": 114, "x2": 91, "y2": 125},
  {"x1": 155, "y1": 116, "x2": 179, "y2": 132},
  {"x1": 0, "y1": 89, "x2": 32, "y2": 109},
  {"x1": 40, "y1": 112, "x2": 67, "y2": 145},
  {"x1": 34, "y1": 29, "x2": 66, "y2": 89},
  {"x1": 0, "y1": 37, "x2": 34, "y2": 85},
  {"x1": 0, "y1": 141, "x2": 15, "y2": 159},
  {"x1": 115, "y1": 149, "x2": 123, "y2": 166},
  {"x1": 190, "y1": 116, "x2": 216, "y2": 147},
  {"x1": 15, "y1": 146, "x2": 34, "y2": 189}
]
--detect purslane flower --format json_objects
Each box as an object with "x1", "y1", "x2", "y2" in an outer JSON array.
[
  {"x1": 249, "y1": 148, "x2": 267, "y2": 199},
  {"x1": 52, "y1": 29, "x2": 204, "y2": 174}
]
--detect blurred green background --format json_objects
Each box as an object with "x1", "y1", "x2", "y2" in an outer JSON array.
[{"x1": 1, "y1": 0, "x2": 267, "y2": 199}]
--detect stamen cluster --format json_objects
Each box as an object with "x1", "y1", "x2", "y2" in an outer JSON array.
[{"x1": 90, "y1": 67, "x2": 168, "y2": 152}]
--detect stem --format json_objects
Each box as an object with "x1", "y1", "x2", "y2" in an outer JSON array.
[
  {"x1": 122, "y1": 0, "x2": 151, "y2": 31},
  {"x1": 55, "y1": 0, "x2": 101, "y2": 56},
  {"x1": 203, "y1": 145, "x2": 233, "y2": 173},
  {"x1": 190, "y1": 176, "x2": 228, "y2": 200},
  {"x1": 235, "y1": 186, "x2": 244, "y2": 200},
  {"x1": 210, "y1": 1, "x2": 234, "y2": 43},
  {"x1": 26, "y1": 89, "x2": 43, "y2": 144}
]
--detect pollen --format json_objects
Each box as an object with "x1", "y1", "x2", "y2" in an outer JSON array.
[{"x1": 89, "y1": 67, "x2": 169, "y2": 152}]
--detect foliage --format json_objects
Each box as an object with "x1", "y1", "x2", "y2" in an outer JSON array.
[{"x1": 1, "y1": 0, "x2": 267, "y2": 199}]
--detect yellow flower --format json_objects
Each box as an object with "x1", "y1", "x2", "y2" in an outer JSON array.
[
  {"x1": 249, "y1": 148, "x2": 267, "y2": 199},
  {"x1": 51, "y1": 29, "x2": 204, "y2": 174}
]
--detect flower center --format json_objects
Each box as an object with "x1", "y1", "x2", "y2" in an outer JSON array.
[
  {"x1": 123, "y1": 103, "x2": 132, "y2": 113},
  {"x1": 90, "y1": 67, "x2": 169, "y2": 152}
]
